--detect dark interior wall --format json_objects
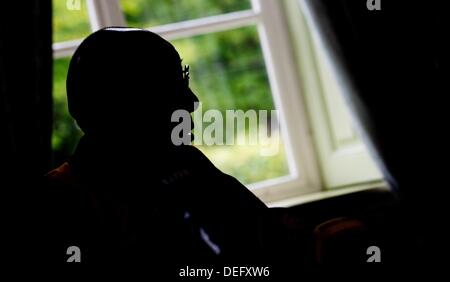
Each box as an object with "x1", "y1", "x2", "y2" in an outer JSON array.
[
  {"x1": 1, "y1": 1, "x2": 52, "y2": 264},
  {"x1": 0, "y1": 1, "x2": 53, "y2": 182}
]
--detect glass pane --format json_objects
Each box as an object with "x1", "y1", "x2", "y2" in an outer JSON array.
[
  {"x1": 120, "y1": 0, "x2": 251, "y2": 28},
  {"x1": 53, "y1": 58, "x2": 82, "y2": 165},
  {"x1": 53, "y1": 0, "x2": 91, "y2": 42},
  {"x1": 171, "y1": 26, "x2": 290, "y2": 185}
]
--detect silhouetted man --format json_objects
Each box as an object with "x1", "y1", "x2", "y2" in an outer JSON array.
[{"x1": 42, "y1": 27, "x2": 269, "y2": 269}]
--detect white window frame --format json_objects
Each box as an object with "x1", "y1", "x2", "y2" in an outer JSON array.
[{"x1": 53, "y1": 0, "x2": 323, "y2": 204}]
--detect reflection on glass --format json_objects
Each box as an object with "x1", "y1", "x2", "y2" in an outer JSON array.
[
  {"x1": 53, "y1": 0, "x2": 91, "y2": 42},
  {"x1": 171, "y1": 26, "x2": 290, "y2": 184},
  {"x1": 120, "y1": 0, "x2": 251, "y2": 28}
]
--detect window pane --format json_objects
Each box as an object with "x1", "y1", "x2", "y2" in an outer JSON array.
[
  {"x1": 120, "y1": 0, "x2": 251, "y2": 28},
  {"x1": 171, "y1": 26, "x2": 290, "y2": 185},
  {"x1": 53, "y1": 58, "x2": 82, "y2": 165},
  {"x1": 53, "y1": 0, "x2": 91, "y2": 42}
]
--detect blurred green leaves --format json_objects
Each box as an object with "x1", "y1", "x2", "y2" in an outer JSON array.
[
  {"x1": 120, "y1": 0, "x2": 251, "y2": 28},
  {"x1": 52, "y1": 58, "x2": 82, "y2": 165},
  {"x1": 53, "y1": 0, "x2": 90, "y2": 42}
]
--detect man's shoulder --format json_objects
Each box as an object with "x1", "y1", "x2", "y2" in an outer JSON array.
[
  {"x1": 44, "y1": 162, "x2": 85, "y2": 194},
  {"x1": 179, "y1": 146, "x2": 267, "y2": 210},
  {"x1": 45, "y1": 162, "x2": 73, "y2": 182},
  {"x1": 42, "y1": 162, "x2": 86, "y2": 209}
]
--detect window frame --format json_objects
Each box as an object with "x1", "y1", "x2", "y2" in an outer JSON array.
[{"x1": 52, "y1": 0, "x2": 322, "y2": 203}]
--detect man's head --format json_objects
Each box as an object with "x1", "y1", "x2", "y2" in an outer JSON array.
[{"x1": 67, "y1": 27, "x2": 198, "y2": 142}]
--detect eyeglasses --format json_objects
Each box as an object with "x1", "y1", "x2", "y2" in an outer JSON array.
[{"x1": 182, "y1": 64, "x2": 190, "y2": 87}]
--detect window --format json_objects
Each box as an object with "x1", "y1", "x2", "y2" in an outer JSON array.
[
  {"x1": 52, "y1": 0, "x2": 382, "y2": 205},
  {"x1": 283, "y1": 0, "x2": 384, "y2": 191}
]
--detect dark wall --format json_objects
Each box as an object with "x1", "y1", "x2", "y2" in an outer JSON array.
[
  {"x1": 0, "y1": 1, "x2": 53, "y2": 181},
  {"x1": 0, "y1": 1, "x2": 52, "y2": 264}
]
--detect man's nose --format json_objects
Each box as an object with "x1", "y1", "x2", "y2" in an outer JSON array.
[{"x1": 185, "y1": 87, "x2": 199, "y2": 112}]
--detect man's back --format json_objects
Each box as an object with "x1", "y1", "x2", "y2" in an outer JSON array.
[{"x1": 42, "y1": 141, "x2": 267, "y2": 266}]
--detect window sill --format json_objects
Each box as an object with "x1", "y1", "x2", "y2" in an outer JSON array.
[{"x1": 267, "y1": 181, "x2": 389, "y2": 208}]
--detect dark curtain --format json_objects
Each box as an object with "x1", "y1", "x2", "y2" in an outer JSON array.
[
  {"x1": 0, "y1": 1, "x2": 53, "y2": 182},
  {"x1": 301, "y1": 0, "x2": 449, "y2": 262},
  {"x1": 0, "y1": 1, "x2": 52, "y2": 263}
]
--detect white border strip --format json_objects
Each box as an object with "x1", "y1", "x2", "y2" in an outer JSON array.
[{"x1": 149, "y1": 10, "x2": 259, "y2": 40}]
